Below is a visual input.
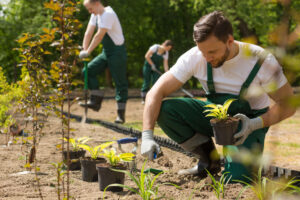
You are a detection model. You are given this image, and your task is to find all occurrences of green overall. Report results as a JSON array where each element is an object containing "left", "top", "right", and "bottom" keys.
[
  {"left": 83, "top": 34, "right": 128, "bottom": 103},
  {"left": 141, "top": 48, "right": 164, "bottom": 95},
  {"left": 157, "top": 58, "right": 269, "bottom": 182}
]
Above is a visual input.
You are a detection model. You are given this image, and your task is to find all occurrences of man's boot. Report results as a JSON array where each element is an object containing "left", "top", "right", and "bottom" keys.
[
  {"left": 141, "top": 92, "right": 146, "bottom": 105},
  {"left": 178, "top": 134, "right": 221, "bottom": 177},
  {"left": 79, "top": 90, "right": 104, "bottom": 111},
  {"left": 114, "top": 102, "right": 126, "bottom": 124}
]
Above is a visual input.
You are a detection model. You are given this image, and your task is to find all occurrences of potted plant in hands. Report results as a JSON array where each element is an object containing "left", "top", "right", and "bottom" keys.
[
  {"left": 204, "top": 99, "right": 239, "bottom": 145},
  {"left": 62, "top": 137, "right": 90, "bottom": 170},
  {"left": 78, "top": 141, "right": 114, "bottom": 182},
  {"left": 97, "top": 148, "right": 135, "bottom": 192}
]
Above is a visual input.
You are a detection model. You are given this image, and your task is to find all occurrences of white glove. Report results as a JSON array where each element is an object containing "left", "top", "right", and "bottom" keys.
[
  {"left": 233, "top": 114, "right": 264, "bottom": 146},
  {"left": 151, "top": 64, "right": 156, "bottom": 71},
  {"left": 79, "top": 50, "right": 89, "bottom": 59},
  {"left": 141, "top": 130, "right": 160, "bottom": 160}
]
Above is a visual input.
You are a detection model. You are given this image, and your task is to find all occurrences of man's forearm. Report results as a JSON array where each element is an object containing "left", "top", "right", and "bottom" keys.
[
  {"left": 142, "top": 72, "right": 184, "bottom": 131},
  {"left": 142, "top": 90, "right": 164, "bottom": 131},
  {"left": 83, "top": 33, "right": 93, "bottom": 50},
  {"left": 87, "top": 32, "right": 104, "bottom": 54},
  {"left": 146, "top": 57, "right": 154, "bottom": 66},
  {"left": 261, "top": 100, "right": 296, "bottom": 127}
]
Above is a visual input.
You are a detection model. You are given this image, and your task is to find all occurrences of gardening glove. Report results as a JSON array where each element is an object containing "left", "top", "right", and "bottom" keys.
[
  {"left": 79, "top": 50, "right": 89, "bottom": 59},
  {"left": 151, "top": 64, "right": 156, "bottom": 71},
  {"left": 141, "top": 130, "right": 160, "bottom": 160},
  {"left": 233, "top": 114, "right": 264, "bottom": 146}
]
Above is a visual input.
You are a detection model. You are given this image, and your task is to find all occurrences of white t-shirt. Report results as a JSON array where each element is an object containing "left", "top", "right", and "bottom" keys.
[
  {"left": 149, "top": 44, "right": 169, "bottom": 60},
  {"left": 89, "top": 6, "right": 124, "bottom": 45},
  {"left": 170, "top": 41, "right": 287, "bottom": 110}
]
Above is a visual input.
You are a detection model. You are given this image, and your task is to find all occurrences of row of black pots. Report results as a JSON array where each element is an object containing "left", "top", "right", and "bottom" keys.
[{"left": 63, "top": 150, "right": 125, "bottom": 192}]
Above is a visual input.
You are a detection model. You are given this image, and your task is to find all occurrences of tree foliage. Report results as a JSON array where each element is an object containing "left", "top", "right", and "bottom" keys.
[{"left": 0, "top": 0, "right": 299, "bottom": 87}]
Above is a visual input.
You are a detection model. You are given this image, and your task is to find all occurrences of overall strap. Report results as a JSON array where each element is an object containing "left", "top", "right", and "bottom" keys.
[
  {"left": 206, "top": 63, "right": 216, "bottom": 94},
  {"left": 239, "top": 52, "right": 267, "bottom": 96}
]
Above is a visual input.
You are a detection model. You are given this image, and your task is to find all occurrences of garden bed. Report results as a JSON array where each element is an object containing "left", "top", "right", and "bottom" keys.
[{"left": 0, "top": 98, "right": 300, "bottom": 199}]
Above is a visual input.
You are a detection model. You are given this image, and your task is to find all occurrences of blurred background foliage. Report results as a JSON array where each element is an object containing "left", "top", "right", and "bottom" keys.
[{"left": 0, "top": 0, "right": 299, "bottom": 88}]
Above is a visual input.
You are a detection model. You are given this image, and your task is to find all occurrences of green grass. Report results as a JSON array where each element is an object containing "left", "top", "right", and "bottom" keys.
[
  {"left": 234, "top": 166, "right": 300, "bottom": 200},
  {"left": 269, "top": 141, "right": 300, "bottom": 149},
  {"left": 280, "top": 118, "right": 300, "bottom": 125},
  {"left": 123, "top": 121, "right": 143, "bottom": 130},
  {"left": 103, "top": 161, "right": 181, "bottom": 200},
  {"left": 124, "top": 121, "right": 166, "bottom": 137}
]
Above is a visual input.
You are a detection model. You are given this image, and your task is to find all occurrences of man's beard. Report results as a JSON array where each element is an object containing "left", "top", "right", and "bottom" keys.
[{"left": 210, "top": 47, "right": 230, "bottom": 68}]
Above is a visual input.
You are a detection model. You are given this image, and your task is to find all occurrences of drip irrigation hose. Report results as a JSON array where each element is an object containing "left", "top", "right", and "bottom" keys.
[{"left": 64, "top": 111, "right": 300, "bottom": 184}]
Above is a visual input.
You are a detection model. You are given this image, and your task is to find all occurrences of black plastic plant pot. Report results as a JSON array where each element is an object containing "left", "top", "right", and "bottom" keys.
[
  {"left": 80, "top": 157, "right": 106, "bottom": 182},
  {"left": 63, "top": 150, "right": 86, "bottom": 170},
  {"left": 210, "top": 117, "right": 239, "bottom": 145},
  {"left": 96, "top": 163, "right": 126, "bottom": 192}
]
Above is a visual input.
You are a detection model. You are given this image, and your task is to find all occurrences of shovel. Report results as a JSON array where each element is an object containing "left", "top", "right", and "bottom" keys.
[{"left": 81, "top": 60, "right": 88, "bottom": 124}]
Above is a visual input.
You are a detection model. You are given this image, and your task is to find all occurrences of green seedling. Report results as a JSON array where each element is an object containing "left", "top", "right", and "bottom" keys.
[
  {"left": 234, "top": 166, "right": 300, "bottom": 200},
  {"left": 79, "top": 141, "right": 115, "bottom": 160},
  {"left": 205, "top": 170, "right": 231, "bottom": 199},
  {"left": 103, "top": 161, "right": 181, "bottom": 200},
  {"left": 203, "top": 99, "right": 236, "bottom": 120},
  {"left": 62, "top": 137, "right": 91, "bottom": 152},
  {"left": 51, "top": 162, "right": 66, "bottom": 200},
  {"left": 100, "top": 148, "right": 135, "bottom": 167}
]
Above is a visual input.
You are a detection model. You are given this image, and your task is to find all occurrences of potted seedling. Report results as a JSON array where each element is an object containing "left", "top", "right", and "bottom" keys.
[
  {"left": 62, "top": 137, "right": 90, "bottom": 170},
  {"left": 97, "top": 148, "right": 135, "bottom": 192},
  {"left": 204, "top": 99, "right": 239, "bottom": 145},
  {"left": 78, "top": 141, "right": 114, "bottom": 182}
]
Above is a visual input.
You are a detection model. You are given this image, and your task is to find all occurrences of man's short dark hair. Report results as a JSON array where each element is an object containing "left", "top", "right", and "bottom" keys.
[{"left": 193, "top": 11, "right": 233, "bottom": 43}]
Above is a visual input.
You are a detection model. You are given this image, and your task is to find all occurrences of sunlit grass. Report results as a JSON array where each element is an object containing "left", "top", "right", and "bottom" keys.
[
  {"left": 124, "top": 121, "right": 166, "bottom": 137},
  {"left": 280, "top": 118, "right": 300, "bottom": 124},
  {"left": 124, "top": 121, "right": 143, "bottom": 130},
  {"left": 269, "top": 141, "right": 300, "bottom": 149}
]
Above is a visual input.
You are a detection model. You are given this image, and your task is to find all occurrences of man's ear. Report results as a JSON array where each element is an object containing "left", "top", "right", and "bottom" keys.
[{"left": 227, "top": 35, "right": 234, "bottom": 47}]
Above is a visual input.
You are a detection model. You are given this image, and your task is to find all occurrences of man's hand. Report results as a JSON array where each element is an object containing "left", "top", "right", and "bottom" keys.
[
  {"left": 151, "top": 64, "right": 156, "bottom": 71},
  {"left": 79, "top": 50, "right": 90, "bottom": 59},
  {"left": 233, "top": 114, "right": 264, "bottom": 146},
  {"left": 141, "top": 130, "right": 160, "bottom": 160}
]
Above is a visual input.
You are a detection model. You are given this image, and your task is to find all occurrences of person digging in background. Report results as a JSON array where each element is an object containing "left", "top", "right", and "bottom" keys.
[
  {"left": 79, "top": 0, "right": 128, "bottom": 124},
  {"left": 140, "top": 11, "right": 296, "bottom": 182},
  {"left": 141, "top": 40, "right": 173, "bottom": 104}
]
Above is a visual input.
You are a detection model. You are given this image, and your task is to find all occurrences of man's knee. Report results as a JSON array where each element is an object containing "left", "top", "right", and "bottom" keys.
[{"left": 157, "top": 99, "right": 178, "bottom": 122}]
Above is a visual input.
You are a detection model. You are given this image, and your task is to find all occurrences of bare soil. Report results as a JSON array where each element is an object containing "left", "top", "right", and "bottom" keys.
[{"left": 0, "top": 95, "right": 300, "bottom": 200}]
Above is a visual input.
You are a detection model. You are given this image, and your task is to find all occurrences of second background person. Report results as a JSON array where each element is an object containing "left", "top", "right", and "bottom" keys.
[{"left": 141, "top": 40, "right": 173, "bottom": 104}]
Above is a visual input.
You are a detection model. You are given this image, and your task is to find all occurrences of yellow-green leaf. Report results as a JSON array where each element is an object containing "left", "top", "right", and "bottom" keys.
[
  {"left": 223, "top": 99, "right": 236, "bottom": 113},
  {"left": 204, "top": 104, "right": 218, "bottom": 109},
  {"left": 205, "top": 113, "right": 218, "bottom": 118},
  {"left": 119, "top": 153, "right": 135, "bottom": 162},
  {"left": 42, "top": 28, "right": 50, "bottom": 34},
  {"left": 17, "top": 34, "right": 28, "bottom": 44},
  {"left": 24, "top": 163, "right": 31, "bottom": 168},
  {"left": 78, "top": 144, "right": 91, "bottom": 152}
]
